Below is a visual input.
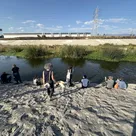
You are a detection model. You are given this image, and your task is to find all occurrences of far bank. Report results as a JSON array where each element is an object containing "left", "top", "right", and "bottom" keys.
[{"left": 0, "top": 44, "right": 136, "bottom": 62}]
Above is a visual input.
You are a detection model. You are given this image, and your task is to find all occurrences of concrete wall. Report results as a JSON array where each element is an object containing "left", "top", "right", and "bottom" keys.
[{"left": 0, "top": 39, "right": 136, "bottom": 46}]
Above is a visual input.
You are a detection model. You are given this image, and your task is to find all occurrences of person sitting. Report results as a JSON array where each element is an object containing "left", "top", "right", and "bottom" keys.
[
  {"left": 105, "top": 76, "right": 114, "bottom": 89},
  {"left": 0, "top": 72, "right": 12, "bottom": 84},
  {"left": 81, "top": 75, "right": 89, "bottom": 88},
  {"left": 117, "top": 77, "right": 127, "bottom": 90},
  {"left": 33, "top": 75, "right": 41, "bottom": 86}
]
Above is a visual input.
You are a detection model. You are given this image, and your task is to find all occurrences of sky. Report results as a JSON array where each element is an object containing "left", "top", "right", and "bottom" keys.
[{"left": 0, "top": 0, "right": 136, "bottom": 34}]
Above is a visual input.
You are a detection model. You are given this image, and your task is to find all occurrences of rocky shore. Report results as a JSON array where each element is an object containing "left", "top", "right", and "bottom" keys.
[{"left": 0, "top": 82, "right": 136, "bottom": 136}]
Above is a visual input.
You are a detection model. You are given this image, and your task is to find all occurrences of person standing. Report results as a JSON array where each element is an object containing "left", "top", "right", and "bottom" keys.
[
  {"left": 66, "top": 66, "right": 73, "bottom": 87},
  {"left": 43, "top": 63, "right": 56, "bottom": 99},
  {"left": 12, "top": 64, "right": 22, "bottom": 84}
]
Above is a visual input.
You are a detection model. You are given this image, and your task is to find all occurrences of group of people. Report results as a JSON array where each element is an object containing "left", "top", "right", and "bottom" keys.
[
  {"left": 105, "top": 76, "right": 127, "bottom": 89},
  {"left": 0, "top": 64, "right": 22, "bottom": 84},
  {"left": 32, "top": 64, "right": 90, "bottom": 99},
  {"left": 1, "top": 63, "right": 127, "bottom": 100}
]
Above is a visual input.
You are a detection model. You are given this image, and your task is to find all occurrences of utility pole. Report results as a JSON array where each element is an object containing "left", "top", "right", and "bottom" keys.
[{"left": 93, "top": 7, "right": 99, "bottom": 36}]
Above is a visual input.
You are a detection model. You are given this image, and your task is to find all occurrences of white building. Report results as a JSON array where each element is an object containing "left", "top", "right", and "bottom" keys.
[{"left": 3, "top": 32, "right": 92, "bottom": 38}]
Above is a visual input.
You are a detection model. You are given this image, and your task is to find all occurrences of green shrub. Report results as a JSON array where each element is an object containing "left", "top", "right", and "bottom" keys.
[
  {"left": 7, "top": 46, "right": 24, "bottom": 53},
  {"left": 102, "top": 47, "right": 125, "bottom": 60},
  {"left": 60, "top": 45, "right": 88, "bottom": 58},
  {"left": 0, "top": 45, "right": 7, "bottom": 53},
  {"left": 24, "top": 45, "right": 49, "bottom": 58}
]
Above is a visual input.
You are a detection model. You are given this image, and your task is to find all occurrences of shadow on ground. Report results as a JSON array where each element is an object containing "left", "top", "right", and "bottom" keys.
[{"left": 132, "top": 112, "right": 136, "bottom": 136}]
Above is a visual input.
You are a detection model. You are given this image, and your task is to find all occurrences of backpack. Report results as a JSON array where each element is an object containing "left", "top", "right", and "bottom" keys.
[{"left": 114, "top": 83, "right": 119, "bottom": 89}]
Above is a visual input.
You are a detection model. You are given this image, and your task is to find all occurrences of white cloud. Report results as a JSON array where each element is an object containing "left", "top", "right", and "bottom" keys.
[
  {"left": 99, "top": 25, "right": 118, "bottom": 30},
  {"left": 8, "top": 27, "right": 14, "bottom": 31},
  {"left": 20, "top": 29, "right": 24, "bottom": 32},
  {"left": 76, "top": 20, "right": 82, "bottom": 24},
  {"left": 22, "top": 20, "right": 36, "bottom": 24},
  {"left": 111, "top": 28, "right": 136, "bottom": 34},
  {"left": 84, "top": 20, "right": 93, "bottom": 25},
  {"left": 7, "top": 17, "right": 12, "bottom": 19},
  {"left": 68, "top": 25, "right": 71, "bottom": 28},
  {"left": 35, "top": 24, "right": 63, "bottom": 32},
  {"left": 17, "top": 27, "right": 23, "bottom": 30},
  {"left": 45, "top": 26, "right": 62, "bottom": 31},
  {"left": 84, "top": 18, "right": 129, "bottom": 26},
  {"left": 56, "top": 26, "right": 63, "bottom": 29},
  {"left": 36, "top": 23, "right": 45, "bottom": 29},
  {"left": 84, "top": 19, "right": 104, "bottom": 25},
  {"left": 8, "top": 27, "right": 25, "bottom": 32},
  {"left": 16, "top": 27, "right": 24, "bottom": 32},
  {"left": 69, "top": 27, "right": 92, "bottom": 32},
  {"left": 105, "top": 18, "right": 128, "bottom": 23}
]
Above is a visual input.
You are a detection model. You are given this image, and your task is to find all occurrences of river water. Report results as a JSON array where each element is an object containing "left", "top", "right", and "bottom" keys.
[{"left": 0, "top": 56, "right": 136, "bottom": 84}]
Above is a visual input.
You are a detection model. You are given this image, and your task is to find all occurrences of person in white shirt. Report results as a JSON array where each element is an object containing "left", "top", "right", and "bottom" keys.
[
  {"left": 66, "top": 66, "right": 73, "bottom": 87},
  {"left": 33, "top": 75, "right": 41, "bottom": 86},
  {"left": 81, "top": 75, "right": 89, "bottom": 88}
]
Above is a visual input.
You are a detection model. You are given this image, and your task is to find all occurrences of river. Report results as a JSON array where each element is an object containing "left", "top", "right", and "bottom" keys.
[{"left": 0, "top": 56, "right": 136, "bottom": 84}]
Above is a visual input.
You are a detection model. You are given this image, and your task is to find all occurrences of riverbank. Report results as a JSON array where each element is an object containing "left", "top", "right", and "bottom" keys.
[
  {"left": 0, "top": 81, "right": 136, "bottom": 135},
  {"left": 0, "top": 44, "right": 136, "bottom": 62}
]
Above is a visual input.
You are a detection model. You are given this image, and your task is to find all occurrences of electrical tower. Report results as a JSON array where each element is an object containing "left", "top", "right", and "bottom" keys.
[
  {"left": 93, "top": 7, "right": 99, "bottom": 36},
  {"left": 130, "top": 29, "right": 134, "bottom": 37}
]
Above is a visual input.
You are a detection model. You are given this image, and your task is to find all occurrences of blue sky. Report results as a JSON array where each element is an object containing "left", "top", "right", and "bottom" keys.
[{"left": 0, "top": 0, "right": 136, "bottom": 34}]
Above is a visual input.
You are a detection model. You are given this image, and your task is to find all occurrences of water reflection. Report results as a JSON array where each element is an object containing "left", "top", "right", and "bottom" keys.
[
  {"left": 61, "top": 58, "right": 86, "bottom": 67},
  {"left": 26, "top": 58, "right": 47, "bottom": 68},
  {"left": 99, "top": 61, "right": 120, "bottom": 71},
  {"left": 0, "top": 56, "right": 136, "bottom": 83}
]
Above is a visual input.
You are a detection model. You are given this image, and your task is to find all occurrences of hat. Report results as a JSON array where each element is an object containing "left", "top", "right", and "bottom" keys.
[
  {"left": 83, "top": 75, "right": 87, "bottom": 78},
  {"left": 44, "top": 63, "right": 53, "bottom": 70}
]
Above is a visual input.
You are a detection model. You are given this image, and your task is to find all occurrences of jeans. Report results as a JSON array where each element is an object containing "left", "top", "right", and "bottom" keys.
[
  {"left": 47, "top": 81, "right": 54, "bottom": 98},
  {"left": 13, "top": 73, "right": 22, "bottom": 83}
]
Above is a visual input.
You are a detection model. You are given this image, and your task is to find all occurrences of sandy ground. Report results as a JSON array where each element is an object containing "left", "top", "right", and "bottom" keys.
[
  {"left": 0, "top": 82, "right": 136, "bottom": 136},
  {"left": 0, "top": 39, "right": 136, "bottom": 46}
]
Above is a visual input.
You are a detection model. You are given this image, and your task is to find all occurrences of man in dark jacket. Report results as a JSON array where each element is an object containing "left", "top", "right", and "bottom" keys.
[{"left": 12, "top": 64, "right": 22, "bottom": 84}]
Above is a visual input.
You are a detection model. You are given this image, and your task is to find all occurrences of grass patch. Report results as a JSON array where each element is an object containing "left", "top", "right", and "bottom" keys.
[
  {"left": 6, "top": 46, "right": 24, "bottom": 53},
  {"left": 60, "top": 45, "right": 90, "bottom": 58},
  {"left": 86, "top": 44, "right": 136, "bottom": 62},
  {"left": 0, "top": 45, "right": 8, "bottom": 53},
  {"left": 102, "top": 47, "right": 125, "bottom": 60}
]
